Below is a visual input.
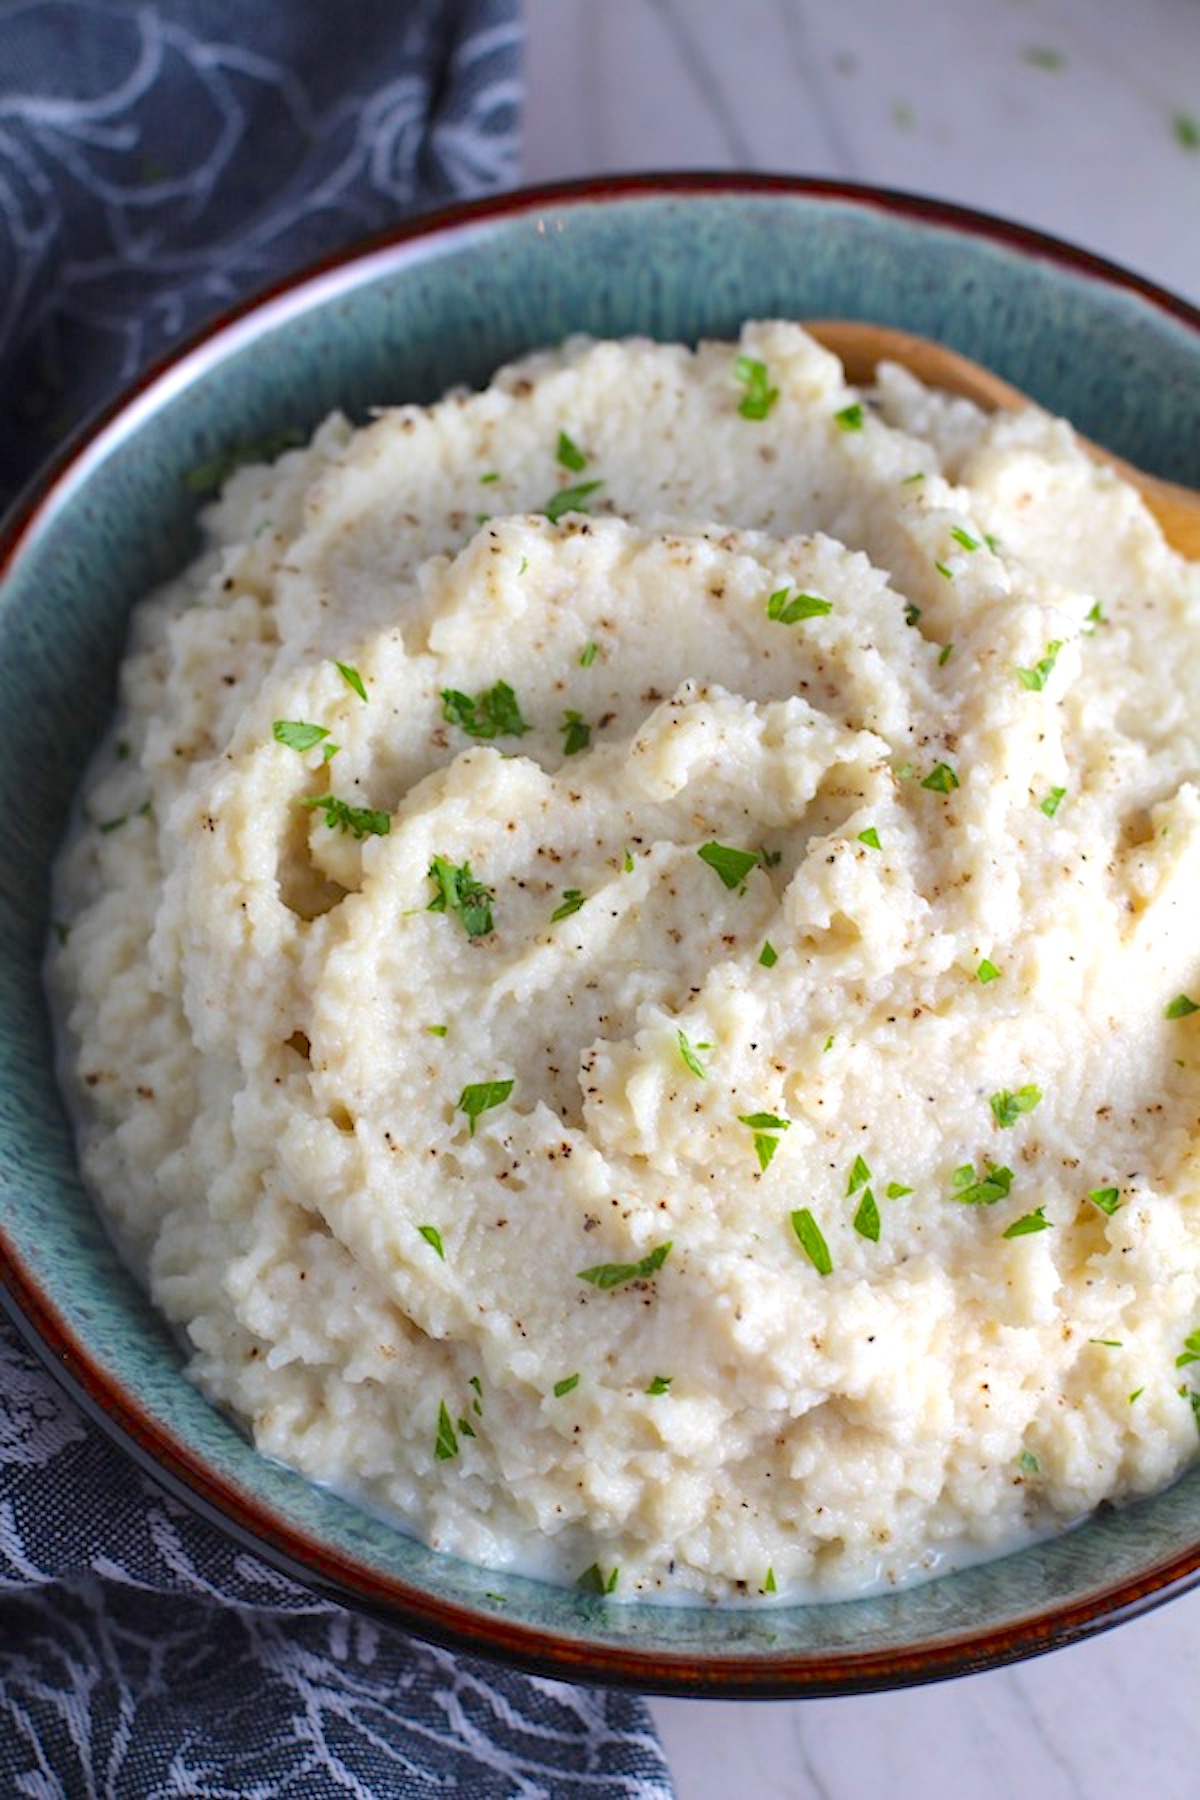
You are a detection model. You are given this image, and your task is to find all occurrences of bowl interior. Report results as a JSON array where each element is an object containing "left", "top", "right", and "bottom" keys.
[{"left": 2, "top": 180, "right": 1198, "bottom": 1694}]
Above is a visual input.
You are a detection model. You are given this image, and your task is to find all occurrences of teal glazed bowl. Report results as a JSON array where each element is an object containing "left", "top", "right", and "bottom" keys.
[{"left": 2, "top": 176, "right": 1199, "bottom": 1697}]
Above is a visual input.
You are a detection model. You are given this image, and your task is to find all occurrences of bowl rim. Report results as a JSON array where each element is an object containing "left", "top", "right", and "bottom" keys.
[{"left": 3, "top": 170, "right": 1199, "bottom": 1699}]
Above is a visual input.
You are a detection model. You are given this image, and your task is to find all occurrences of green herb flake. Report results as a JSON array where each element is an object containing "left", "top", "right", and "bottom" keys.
[
  {"left": 989, "top": 1084, "right": 1043, "bottom": 1129},
  {"left": 434, "top": 1401, "right": 459, "bottom": 1461},
  {"left": 698, "top": 841, "right": 760, "bottom": 891},
  {"left": 950, "top": 526, "right": 981, "bottom": 551},
  {"left": 556, "top": 430, "right": 588, "bottom": 472},
  {"left": 901, "top": 471, "right": 926, "bottom": 486},
  {"left": 885, "top": 1181, "right": 913, "bottom": 1199},
  {"left": 426, "top": 856, "right": 495, "bottom": 938},
  {"left": 934, "top": 561, "right": 953, "bottom": 581},
  {"left": 677, "top": 1031, "right": 708, "bottom": 1079},
  {"left": 579, "top": 641, "right": 599, "bottom": 667},
  {"left": 857, "top": 826, "right": 882, "bottom": 850},
  {"left": 1090, "top": 1338, "right": 1123, "bottom": 1348},
  {"left": 758, "top": 940, "right": 779, "bottom": 969},
  {"left": 733, "top": 355, "right": 779, "bottom": 421},
  {"left": 1084, "top": 601, "right": 1107, "bottom": 630},
  {"left": 1165, "top": 994, "right": 1199, "bottom": 1019},
  {"left": 300, "top": 794, "right": 390, "bottom": 839},
  {"left": 1088, "top": 1186, "right": 1122, "bottom": 1216},
  {"left": 1181, "top": 1386, "right": 1200, "bottom": 1436},
  {"left": 273, "top": 719, "right": 332, "bottom": 754},
  {"left": 645, "top": 1375, "right": 673, "bottom": 1396},
  {"left": 823, "top": 1035, "right": 835, "bottom": 1053},
  {"left": 1003, "top": 1206, "right": 1053, "bottom": 1238},
  {"left": 479, "top": 470, "right": 500, "bottom": 485},
  {"left": 1018, "top": 1449, "right": 1040, "bottom": 1475},
  {"left": 763, "top": 1567, "right": 777, "bottom": 1594},
  {"left": 182, "top": 425, "right": 306, "bottom": 496},
  {"left": 1129, "top": 1387, "right": 1145, "bottom": 1405},
  {"left": 976, "top": 958, "right": 1001, "bottom": 984},
  {"left": 937, "top": 644, "right": 954, "bottom": 667},
  {"left": 335, "top": 661, "right": 368, "bottom": 702},
  {"left": 921, "top": 762, "right": 960, "bottom": 794},
  {"left": 738, "top": 1112, "right": 791, "bottom": 1174},
  {"left": 853, "top": 1187, "right": 881, "bottom": 1242},
  {"left": 623, "top": 849, "right": 635, "bottom": 873},
  {"left": 554, "top": 1373, "right": 580, "bottom": 1397},
  {"left": 577, "top": 1242, "right": 672, "bottom": 1290},
  {"left": 1175, "top": 111, "right": 1199, "bottom": 151},
  {"left": 846, "top": 1154, "right": 871, "bottom": 1196},
  {"left": 1016, "top": 640, "right": 1064, "bottom": 692},
  {"left": 561, "top": 709, "right": 591, "bottom": 755},
  {"left": 551, "top": 889, "right": 587, "bottom": 923},
  {"left": 417, "top": 1224, "right": 445, "bottom": 1259},
  {"left": 1039, "top": 786, "right": 1067, "bottom": 818},
  {"left": 983, "top": 532, "right": 1002, "bottom": 554},
  {"left": 1176, "top": 1330, "right": 1200, "bottom": 1369},
  {"left": 426, "top": 1023, "right": 448, "bottom": 1037},
  {"left": 766, "top": 586, "right": 833, "bottom": 624},
  {"left": 1023, "top": 44, "right": 1065, "bottom": 71},
  {"left": 576, "top": 1563, "right": 620, "bottom": 1595},
  {"left": 790, "top": 1207, "right": 833, "bottom": 1275},
  {"left": 97, "top": 815, "right": 127, "bottom": 834},
  {"left": 441, "top": 680, "right": 529, "bottom": 740},
  {"left": 457, "top": 1078, "right": 515, "bottom": 1136},
  {"left": 951, "top": 1162, "right": 1015, "bottom": 1206},
  {"left": 458, "top": 1415, "right": 476, "bottom": 1439},
  {"left": 834, "top": 401, "right": 865, "bottom": 433},
  {"left": 904, "top": 603, "right": 922, "bottom": 627},
  {"left": 543, "top": 479, "right": 604, "bottom": 525}
]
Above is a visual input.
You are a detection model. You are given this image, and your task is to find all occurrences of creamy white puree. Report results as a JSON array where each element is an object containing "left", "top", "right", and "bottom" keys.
[{"left": 51, "top": 323, "right": 1200, "bottom": 1601}]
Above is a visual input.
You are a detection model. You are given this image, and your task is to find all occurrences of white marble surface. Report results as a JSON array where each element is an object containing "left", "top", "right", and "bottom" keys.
[{"left": 520, "top": 2, "right": 1200, "bottom": 1795}]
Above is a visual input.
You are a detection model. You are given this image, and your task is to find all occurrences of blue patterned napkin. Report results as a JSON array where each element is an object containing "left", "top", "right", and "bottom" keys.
[{"left": 0, "top": 6, "right": 675, "bottom": 1791}]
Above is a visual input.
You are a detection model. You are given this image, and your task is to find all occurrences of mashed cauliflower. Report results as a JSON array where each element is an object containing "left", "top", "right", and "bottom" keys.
[{"left": 51, "top": 323, "right": 1200, "bottom": 1600}]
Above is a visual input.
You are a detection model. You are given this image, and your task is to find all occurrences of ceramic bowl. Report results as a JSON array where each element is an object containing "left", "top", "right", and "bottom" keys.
[{"left": 2, "top": 175, "right": 1198, "bottom": 1697}]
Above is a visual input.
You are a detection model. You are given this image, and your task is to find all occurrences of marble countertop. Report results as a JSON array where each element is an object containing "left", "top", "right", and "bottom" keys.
[{"left": 520, "top": 2, "right": 1200, "bottom": 1795}]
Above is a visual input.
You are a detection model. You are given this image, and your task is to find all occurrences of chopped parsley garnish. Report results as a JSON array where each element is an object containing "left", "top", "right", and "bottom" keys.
[
  {"left": 97, "top": 815, "right": 127, "bottom": 834},
  {"left": 579, "top": 641, "right": 599, "bottom": 667},
  {"left": 1176, "top": 1330, "right": 1200, "bottom": 1369},
  {"left": 1039, "top": 786, "right": 1067, "bottom": 817},
  {"left": 733, "top": 355, "right": 779, "bottom": 420},
  {"left": 853, "top": 1188, "right": 881, "bottom": 1242},
  {"left": 976, "top": 959, "right": 1001, "bottom": 984},
  {"left": 1183, "top": 1387, "right": 1200, "bottom": 1435},
  {"left": 1129, "top": 1388, "right": 1145, "bottom": 1405},
  {"left": 556, "top": 430, "right": 588, "bottom": 472},
  {"left": 645, "top": 1375, "right": 673, "bottom": 1395},
  {"left": 901, "top": 471, "right": 925, "bottom": 485},
  {"left": 934, "top": 561, "right": 953, "bottom": 581},
  {"left": 335, "top": 661, "right": 368, "bottom": 702},
  {"left": 1003, "top": 1206, "right": 1053, "bottom": 1238},
  {"left": 983, "top": 532, "right": 1002, "bottom": 554},
  {"left": 544, "top": 479, "right": 604, "bottom": 525},
  {"left": 677, "top": 1031, "right": 708, "bottom": 1079},
  {"left": 551, "top": 889, "right": 587, "bottom": 923},
  {"left": 457, "top": 1078, "right": 514, "bottom": 1136},
  {"left": 577, "top": 1563, "right": 620, "bottom": 1595},
  {"left": 921, "top": 762, "right": 959, "bottom": 793},
  {"left": 434, "top": 1401, "right": 459, "bottom": 1461},
  {"left": 937, "top": 644, "right": 954, "bottom": 666},
  {"left": 554, "top": 1373, "right": 580, "bottom": 1397},
  {"left": 274, "top": 719, "right": 334, "bottom": 754},
  {"left": 622, "top": 849, "right": 635, "bottom": 873},
  {"left": 561, "top": 709, "right": 591, "bottom": 755},
  {"left": 885, "top": 1181, "right": 913, "bottom": 1199},
  {"left": 1089, "top": 1338, "right": 1123, "bottom": 1348},
  {"left": 951, "top": 1162, "right": 1015, "bottom": 1205},
  {"left": 790, "top": 1207, "right": 833, "bottom": 1274},
  {"left": 1023, "top": 44, "right": 1064, "bottom": 71},
  {"left": 577, "top": 1242, "right": 672, "bottom": 1289},
  {"left": 182, "top": 425, "right": 306, "bottom": 495},
  {"left": 758, "top": 940, "right": 779, "bottom": 968},
  {"left": 426, "top": 1023, "right": 448, "bottom": 1037},
  {"left": 739, "top": 1113, "right": 790, "bottom": 1173},
  {"left": 417, "top": 1224, "right": 445, "bottom": 1259},
  {"left": 904, "top": 602, "right": 922, "bottom": 626},
  {"left": 989, "top": 1084, "right": 1042, "bottom": 1128},
  {"left": 834, "top": 402, "right": 864, "bottom": 432},
  {"left": 1018, "top": 1449, "right": 1040, "bottom": 1475},
  {"left": 1088, "top": 1187, "right": 1122, "bottom": 1216},
  {"left": 479, "top": 470, "right": 500, "bottom": 484},
  {"left": 427, "top": 856, "right": 495, "bottom": 937},
  {"left": 300, "top": 794, "right": 390, "bottom": 838},
  {"left": 763, "top": 1567, "right": 777, "bottom": 1594},
  {"left": 823, "top": 1035, "right": 835, "bottom": 1053},
  {"left": 857, "top": 827, "right": 882, "bottom": 851},
  {"left": 1016, "top": 640, "right": 1064, "bottom": 692},
  {"left": 441, "top": 680, "right": 529, "bottom": 740},
  {"left": 1084, "top": 600, "right": 1107, "bottom": 630},
  {"left": 846, "top": 1154, "right": 871, "bottom": 1195},
  {"left": 950, "top": 527, "right": 981, "bottom": 551},
  {"left": 1175, "top": 111, "right": 1199, "bottom": 151},
  {"left": 766, "top": 586, "right": 832, "bottom": 624},
  {"left": 1165, "top": 994, "right": 1199, "bottom": 1018},
  {"left": 698, "top": 841, "right": 760, "bottom": 891}
]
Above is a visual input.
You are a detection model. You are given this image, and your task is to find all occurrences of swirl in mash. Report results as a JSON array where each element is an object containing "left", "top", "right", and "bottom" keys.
[{"left": 52, "top": 323, "right": 1200, "bottom": 1600}]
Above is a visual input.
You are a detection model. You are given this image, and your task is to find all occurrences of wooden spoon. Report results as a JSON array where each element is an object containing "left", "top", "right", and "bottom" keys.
[{"left": 806, "top": 320, "right": 1200, "bottom": 561}]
